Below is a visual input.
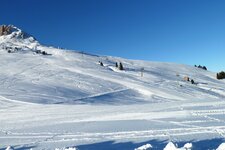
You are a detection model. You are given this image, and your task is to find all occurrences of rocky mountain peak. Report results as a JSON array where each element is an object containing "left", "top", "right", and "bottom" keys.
[{"left": 0, "top": 25, "right": 36, "bottom": 41}]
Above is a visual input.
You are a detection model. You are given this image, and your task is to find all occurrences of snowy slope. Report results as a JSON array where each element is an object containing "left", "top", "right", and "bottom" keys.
[{"left": 1, "top": 26, "right": 225, "bottom": 150}]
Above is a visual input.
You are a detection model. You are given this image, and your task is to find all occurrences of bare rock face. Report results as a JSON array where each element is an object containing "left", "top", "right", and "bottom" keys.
[{"left": 0, "top": 25, "right": 12, "bottom": 36}]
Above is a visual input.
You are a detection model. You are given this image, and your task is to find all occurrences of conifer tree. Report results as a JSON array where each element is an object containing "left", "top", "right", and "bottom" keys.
[
  {"left": 202, "top": 66, "right": 207, "bottom": 70},
  {"left": 118, "top": 62, "right": 124, "bottom": 70},
  {"left": 217, "top": 71, "right": 225, "bottom": 80},
  {"left": 115, "top": 62, "right": 118, "bottom": 68}
]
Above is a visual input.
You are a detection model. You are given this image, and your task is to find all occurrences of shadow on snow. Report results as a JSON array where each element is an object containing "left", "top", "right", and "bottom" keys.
[{"left": 76, "top": 138, "right": 225, "bottom": 150}]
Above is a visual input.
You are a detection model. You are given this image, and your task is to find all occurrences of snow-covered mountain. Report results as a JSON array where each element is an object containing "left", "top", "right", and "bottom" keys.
[
  {"left": 1, "top": 25, "right": 225, "bottom": 150},
  {"left": 0, "top": 25, "right": 38, "bottom": 51}
]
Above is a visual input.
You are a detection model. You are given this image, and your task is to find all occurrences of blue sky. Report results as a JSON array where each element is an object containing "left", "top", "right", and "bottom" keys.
[{"left": 0, "top": 0, "right": 225, "bottom": 71}]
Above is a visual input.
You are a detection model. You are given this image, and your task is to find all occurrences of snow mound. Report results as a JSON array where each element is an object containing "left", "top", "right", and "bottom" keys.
[
  {"left": 217, "top": 143, "right": 225, "bottom": 150},
  {"left": 164, "top": 142, "right": 178, "bottom": 150},
  {"left": 163, "top": 142, "right": 192, "bottom": 150},
  {"left": 183, "top": 143, "right": 192, "bottom": 149},
  {"left": 135, "top": 143, "right": 152, "bottom": 150}
]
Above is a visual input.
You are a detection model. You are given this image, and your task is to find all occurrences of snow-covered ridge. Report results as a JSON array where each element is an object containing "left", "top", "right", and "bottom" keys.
[
  {"left": 0, "top": 25, "right": 39, "bottom": 53},
  {"left": 0, "top": 25, "right": 36, "bottom": 41}
]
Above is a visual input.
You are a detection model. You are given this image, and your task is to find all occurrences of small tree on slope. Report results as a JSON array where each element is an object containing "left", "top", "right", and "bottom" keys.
[
  {"left": 118, "top": 62, "right": 124, "bottom": 70},
  {"left": 217, "top": 71, "right": 225, "bottom": 80},
  {"left": 115, "top": 62, "right": 118, "bottom": 68}
]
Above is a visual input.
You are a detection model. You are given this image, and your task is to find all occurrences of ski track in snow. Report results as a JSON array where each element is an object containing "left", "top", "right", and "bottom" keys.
[{"left": 1, "top": 100, "right": 225, "bottom": 149}]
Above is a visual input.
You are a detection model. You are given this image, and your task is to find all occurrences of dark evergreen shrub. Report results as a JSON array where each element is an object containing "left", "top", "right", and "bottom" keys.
[
  {"left": 36, "top": 50, "right": 41, "bottom": 54},
  {"left": 195, "top": 65, "right": 207, "bottom": 70},
  {"left": 198, "top": 65, "right": 202, "bottom": 69},
  {"left": 217, "top": 71, "right": 225, "bottom": 80},
  {"left": 42, "top": 51, "right": 47, "bottom": 55},
  {"left": 191, "top": 79, "right": 195, "bottom": 84}
]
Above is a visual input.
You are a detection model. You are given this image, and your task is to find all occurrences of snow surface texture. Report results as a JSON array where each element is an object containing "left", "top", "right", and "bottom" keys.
[{"left": 1, "top": 26, "right": 225, "bottom": 149}]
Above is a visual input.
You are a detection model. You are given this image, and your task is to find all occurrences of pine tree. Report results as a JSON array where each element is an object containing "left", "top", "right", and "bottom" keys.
[
  {"left": 99, "top": 61, "right": 103, "bottom": 66},
  {"left": 217, "top": 71, "right": 225, "bottom": 80},
  {"left": 118, "top": 62, "right": 124, "bottom": 70},
  {"left": 198, "top": 65, "right": 202, "bottom": 69},
  {"left": 202, "top": 66, "right": 207, "bottom": 70},
  {"left": 115, "top": 62, "right": 118, "bottom": 68}
]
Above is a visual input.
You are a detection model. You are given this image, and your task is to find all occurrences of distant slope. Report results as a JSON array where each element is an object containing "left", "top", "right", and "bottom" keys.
[{"left": 0, "top": 25, "right": 225, "bottom": 105}]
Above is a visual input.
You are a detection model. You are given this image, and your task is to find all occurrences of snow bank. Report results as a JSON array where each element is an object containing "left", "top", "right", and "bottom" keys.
[
  {"left": 217, "top": 143, "right": 225, "bottom": 150},
  {"left": 135, "top": 143, "right": 152, "bottom": 150}
]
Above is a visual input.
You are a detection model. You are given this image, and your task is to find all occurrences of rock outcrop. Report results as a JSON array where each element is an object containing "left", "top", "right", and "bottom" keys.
[{"left": 0, "top": 25, "right": 12, "bottom": 36}]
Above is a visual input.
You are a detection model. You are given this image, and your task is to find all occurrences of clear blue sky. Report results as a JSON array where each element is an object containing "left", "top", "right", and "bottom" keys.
[{"left": 1, "top": 0, "right": 225, "bottom": 71}]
